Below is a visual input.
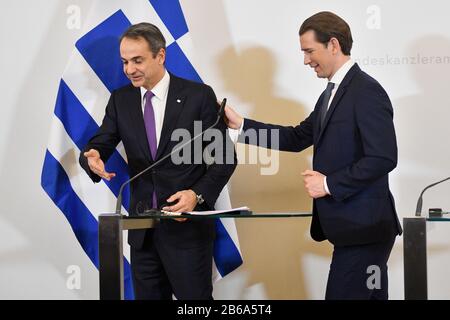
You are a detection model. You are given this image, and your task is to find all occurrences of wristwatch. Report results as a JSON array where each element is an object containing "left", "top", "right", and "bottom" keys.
[{"left": 195, "top": 193, "right": 205, "bottom": 205}]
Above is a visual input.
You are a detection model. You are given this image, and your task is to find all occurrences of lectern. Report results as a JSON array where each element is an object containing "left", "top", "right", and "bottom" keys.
[
  {"left": 98, "top": 212, "right": 312, "bottom": 300},
  {"left": 403, "top": 215, "right": 450, "bottom": 300}
]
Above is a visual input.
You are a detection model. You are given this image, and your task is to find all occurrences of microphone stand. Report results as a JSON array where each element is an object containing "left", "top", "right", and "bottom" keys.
[
  {"left": 415, "top": 176, "right": 450, "bottom": 216},
  {"left": 115, "top": 98, "right": 227, "bottom": 215}
]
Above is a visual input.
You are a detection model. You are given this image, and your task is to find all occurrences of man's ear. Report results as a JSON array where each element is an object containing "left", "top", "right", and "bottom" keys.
[
  {"left": 157, "top": 48, "right": 166, "bottom": 65},
  {"left": 329, "top": 37, "right": 342, "bottom": 55}
]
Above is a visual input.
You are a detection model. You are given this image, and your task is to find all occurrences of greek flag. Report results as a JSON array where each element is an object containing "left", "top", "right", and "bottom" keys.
[{"left": 41, "top": 0, "right": 242, "bottom": 299}]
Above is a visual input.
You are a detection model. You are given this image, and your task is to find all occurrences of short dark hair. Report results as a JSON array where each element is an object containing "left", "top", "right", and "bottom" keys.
[
  {"left": 120, "top": 23, "right": 166, "bottom": 57},
  {"left": 299, "top": 11, "right": 353, "bottom": 56}
]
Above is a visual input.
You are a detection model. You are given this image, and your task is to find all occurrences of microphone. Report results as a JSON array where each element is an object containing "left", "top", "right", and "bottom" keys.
[
  {"left": 415, "top": 176, "right": 450, "bottom": 216},
  {"left": 115, "top": 98, "right": 228, "bottom": 215}
]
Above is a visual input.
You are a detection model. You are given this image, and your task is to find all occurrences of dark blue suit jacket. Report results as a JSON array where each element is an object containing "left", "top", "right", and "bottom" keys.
[
  {"left": 243, "top": 64, "right": 402, "bottom": 246},
  {"left": 80, "top": 74, "right": 237, "bottom": 249}
]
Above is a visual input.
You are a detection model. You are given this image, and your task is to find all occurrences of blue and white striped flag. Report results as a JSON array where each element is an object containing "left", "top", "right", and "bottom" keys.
[{"left": 41, "top": 0, "right": 242, "bottom": 299}]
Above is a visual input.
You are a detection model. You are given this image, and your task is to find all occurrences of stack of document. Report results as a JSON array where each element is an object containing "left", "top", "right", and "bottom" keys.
[{"left": 162, "top": 206, "right": 250, "bottom": 216}]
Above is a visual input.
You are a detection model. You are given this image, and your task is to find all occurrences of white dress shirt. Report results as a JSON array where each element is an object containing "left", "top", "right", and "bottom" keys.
[
  {"left": 327, "top": 59, "right": 355, "bottom": 110},
  {"left": 140, "top": 70, "right": 170, "bottom": 147}
]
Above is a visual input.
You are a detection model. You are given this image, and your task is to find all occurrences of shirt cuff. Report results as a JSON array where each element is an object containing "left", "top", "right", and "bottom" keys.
[
  {"left": 324, "top": 176, "right": 331, "bottom": 195},
  {"left": 239, "top": 118, "right": 244, "bottom": 134},
  {"left": 227, "top": 119, "right": 245, "bottom": 144}
]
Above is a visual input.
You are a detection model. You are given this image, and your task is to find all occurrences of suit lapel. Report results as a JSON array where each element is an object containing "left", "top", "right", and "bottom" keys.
[
  {"left": 316, "top": 63, "right": 360, "bottom": 143},
  {"left": 127, "top": 86, "right": 153, "bottom": 161},
  {"left": 155, "top": 75, "right": 186, "bottom": 160},
  {"left": 313, "top": 93, "right": 325, "bottom": 143}
]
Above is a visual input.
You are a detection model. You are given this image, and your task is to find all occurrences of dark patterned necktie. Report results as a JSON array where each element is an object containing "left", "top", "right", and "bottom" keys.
[{"left": 320, "top": 82, "right": 335, "bottom": 128}]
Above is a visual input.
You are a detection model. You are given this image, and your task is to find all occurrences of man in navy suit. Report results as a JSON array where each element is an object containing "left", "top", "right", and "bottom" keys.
[
  {"left": 79, "top": 23, "right": 236, "bottom": 299},
  {"left": 224, "top": 12, "right": 402, "bottom": 299}
]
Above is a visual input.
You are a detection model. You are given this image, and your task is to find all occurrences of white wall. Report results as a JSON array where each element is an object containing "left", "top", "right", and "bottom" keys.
[
  {"left": 0, "top": 0, "right": 97, "bottom": 299},
  {"left": 1, "top": 0, "right": 450, "bottom": 299}
]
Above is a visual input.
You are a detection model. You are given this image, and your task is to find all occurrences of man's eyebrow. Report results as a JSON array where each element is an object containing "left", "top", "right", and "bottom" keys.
[{"left": 121, "top": 56, "right": 143, "bottom": 61}]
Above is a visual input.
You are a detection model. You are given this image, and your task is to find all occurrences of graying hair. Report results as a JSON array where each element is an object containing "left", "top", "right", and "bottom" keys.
[{"left": 120, "top": 23, "right": 166, "bottom": 57}]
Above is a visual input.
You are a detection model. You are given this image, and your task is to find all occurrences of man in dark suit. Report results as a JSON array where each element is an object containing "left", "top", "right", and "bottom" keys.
[
  {"left": 79, "top": 23, "right": 236, "bottom": 300},
  {"left": 224, "top": 12, "right": 402, "bottom": 299}
]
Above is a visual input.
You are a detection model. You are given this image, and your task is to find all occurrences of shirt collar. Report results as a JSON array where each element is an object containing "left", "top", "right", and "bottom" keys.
[
  {"left": 329, "top": 59, "right": 355, "bottom": 86},
  {"left": 140, "top": 70, "right": 170, "bottom": 101}
]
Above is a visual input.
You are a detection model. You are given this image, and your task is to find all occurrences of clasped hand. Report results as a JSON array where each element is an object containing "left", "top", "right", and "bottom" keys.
[{"left": 301, "top": 170, "right": 327, "bottom": 199}]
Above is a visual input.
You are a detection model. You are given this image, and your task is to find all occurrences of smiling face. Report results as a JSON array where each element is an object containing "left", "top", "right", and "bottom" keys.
[
  {"left": 300, "top": 30, "right": 340, "bottom": 80},
  {"left": 120, "top": 36, "right": 165, "bottom": 90}
]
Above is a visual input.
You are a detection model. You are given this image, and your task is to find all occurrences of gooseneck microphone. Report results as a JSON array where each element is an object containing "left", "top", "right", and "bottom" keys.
[
  {"left": 115, "top": 98, "right": 227, "bottom": 215},
  {"left": 415, "top": 176, "right": 450, "bottom": 216}
]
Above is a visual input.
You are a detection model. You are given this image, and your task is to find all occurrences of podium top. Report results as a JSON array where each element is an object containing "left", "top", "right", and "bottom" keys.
[
  {"left": 427, "top": 216, "right": 450, "bottom": 222},
  {"left": 123, "top": 210, "right": 312, "bottom": 219},
  {"left": 99, "top": 211, "right": 312, "bottom": 230}
]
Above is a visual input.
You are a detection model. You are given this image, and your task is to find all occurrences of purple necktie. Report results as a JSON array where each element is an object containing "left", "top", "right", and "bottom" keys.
[{"left": 144, "top": 91, "right": 158, "bottom": 208}]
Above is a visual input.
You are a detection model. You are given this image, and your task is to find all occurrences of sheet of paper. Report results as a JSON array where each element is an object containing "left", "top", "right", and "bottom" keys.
[
  {"left": 184, "top": 206, "right": 250, "bottom": 215},
  {"left": 161, "top": 206, "right": 250, "bottom": 216}
]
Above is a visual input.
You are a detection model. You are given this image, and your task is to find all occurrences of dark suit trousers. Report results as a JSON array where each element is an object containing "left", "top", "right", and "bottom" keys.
[
  {"left": 325, "top": 236, "right": 396, "bottom": 300},
  {"left": 131, "top": 229, "right": 214, "bottom": 300}
]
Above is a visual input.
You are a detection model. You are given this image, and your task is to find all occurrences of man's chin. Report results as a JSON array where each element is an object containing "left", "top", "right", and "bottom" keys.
[
  {"left": 313, "top": 68, "right": 323, "bottom": 78},
  {"left": 130, "top": 80, "right": 143, "bottom": 87}
]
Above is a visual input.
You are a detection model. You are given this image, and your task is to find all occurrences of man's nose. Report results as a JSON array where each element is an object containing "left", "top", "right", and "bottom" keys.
[
  {"left": 304, "top": 55, "right": 311, "bottom": 65},
  {"left": 126, "top": 64, "right": 136, "bottom": 75}
]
